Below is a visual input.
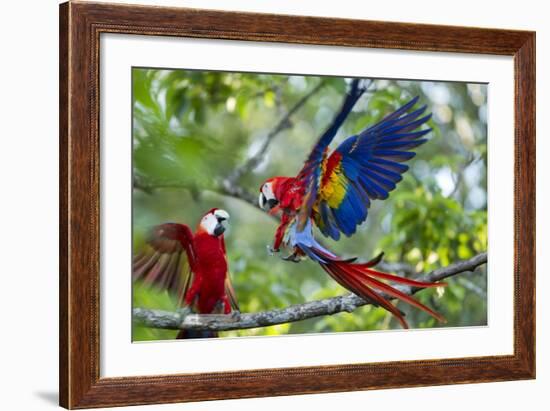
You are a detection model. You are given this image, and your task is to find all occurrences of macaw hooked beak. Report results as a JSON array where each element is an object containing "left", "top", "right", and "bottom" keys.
[
  {"left": 267, "top": 198, "right": 279, "bottom": 210},
  {"left": 213, "top": 210, "right": 229, "bottom": 237},
  {"left": 214, "top": 222, "right": 225, "bottom": 237},
  {"left": 213, "top": 223, "right": 225, "bottom": 237},
  {"left": 259, "top": 192, "right": 279, "bottom": 211}
]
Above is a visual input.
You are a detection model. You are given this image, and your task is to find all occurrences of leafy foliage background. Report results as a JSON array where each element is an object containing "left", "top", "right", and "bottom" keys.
[{"left": 132, "top": 68, "right": 487, "bottom": 341}]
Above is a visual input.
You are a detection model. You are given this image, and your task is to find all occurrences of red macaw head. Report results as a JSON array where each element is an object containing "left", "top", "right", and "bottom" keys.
[
  {"left": 258, "top": 177, "right": 292, "bottom": 211},
  {"left": 197, "top": 208, "right": 230, "bottom": 237}
]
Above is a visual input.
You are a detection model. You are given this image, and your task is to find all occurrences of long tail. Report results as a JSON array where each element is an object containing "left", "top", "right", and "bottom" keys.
[{"left": 306, "top": 248, "right": 446, "bottom": 329}]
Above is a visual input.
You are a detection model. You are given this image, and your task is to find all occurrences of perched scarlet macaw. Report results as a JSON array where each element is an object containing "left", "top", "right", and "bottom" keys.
[
  {"left": 258, "top": 81, "right": 445, "bottom": 328},
  {"left": 133, "top": 208, "right": 239, "bottom": 338}
]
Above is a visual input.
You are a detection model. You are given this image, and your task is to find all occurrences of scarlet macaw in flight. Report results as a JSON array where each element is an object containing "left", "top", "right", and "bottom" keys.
[
  {"left": 258, "top": 80, "right": 445, "bottom": 328},
  {"left": 133, "top": 208, "right": 239, "bottom": 338}
]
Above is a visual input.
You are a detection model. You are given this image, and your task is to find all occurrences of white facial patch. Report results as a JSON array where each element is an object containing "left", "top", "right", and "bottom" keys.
[
  {"left": 262, "top": 182, "right": 275, "bottom": 201},
  {"left": 200, "top": 213, "right": 219, "bottom": 235},
  {"left": 200, "top": 209, "right": 230, "bottom": 235}
]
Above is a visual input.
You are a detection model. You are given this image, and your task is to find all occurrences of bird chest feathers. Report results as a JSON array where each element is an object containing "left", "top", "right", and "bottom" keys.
[{"left": 194, "top": 235, "right": 228, "bottom": 280}]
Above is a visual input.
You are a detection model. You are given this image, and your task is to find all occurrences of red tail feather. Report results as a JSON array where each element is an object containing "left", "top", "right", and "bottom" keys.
[
  {"left": 353, "top": 268, "right": 446, "bottom": 323},
  {"left": 323, "top": 263, "right": 409, "bottom": 328},
  {"left": 321, "top": 258, "right": 446, "bottom": 328},
  {"left": 364, "top": 268, "right": 447, "bottom": 288}
]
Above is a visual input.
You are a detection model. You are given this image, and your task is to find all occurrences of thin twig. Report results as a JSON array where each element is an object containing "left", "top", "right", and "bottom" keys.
[
  {"left": 225, "top": 80, "right": 325, "bottom": 185},
  {"left": 450, "top": 153, "right": 479, "bottom": 199},
  {"left": 134, "top": 178, "right": 270, "bottom": 215},
  {"left": 457, "top": 276, "right": 487, "bottom": 298},
  {"left": 133, "top": 252, "right": 487, "bottom": 332}
]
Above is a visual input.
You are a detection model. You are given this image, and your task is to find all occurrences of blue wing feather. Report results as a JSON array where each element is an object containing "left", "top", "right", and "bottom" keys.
[
  {"left": 346, "top": 183, "right": 368, "bottom": 221},
  {"left": 367, "top": 107, "right": 428, "bottom": 134},
  {"left": 369, "top": 158, "right": 409, "bottom": 173},
  {"left": 296, "top": 80, "right": 368, "bottom": 230},
  {"left": 362, "top": 162, "right": 403, "bottom": 181},
  {"left": 366, "top": 96, "right": 420, "bottom": 133},
  {"left": 311, "top": 96, "right": 431, "bottom": 240},
  {"left": 371, "top": 150, "right": 417, "bottom": 162},
  {"left": 331, "top": 206, "right": 353, "bottom": 235},
  {"left": 351, "top": 181, "right": 371, "bottom": 208},
  {"left": 376, "top": 139, "right": 428, "bottom": 151},
  {"left": 360, "top": 168, "right": 397, "bottom": 192},
  {"left": 319, "top": 201, "right": 341, "bottom": 240},
  {"left": 358, "top": 173, "right": 390, "bottom": 199}
]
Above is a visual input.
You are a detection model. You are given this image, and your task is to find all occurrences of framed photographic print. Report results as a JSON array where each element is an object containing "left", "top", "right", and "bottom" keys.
[{"left": 59, "top": 1, "right": 535, "bottom": 408}]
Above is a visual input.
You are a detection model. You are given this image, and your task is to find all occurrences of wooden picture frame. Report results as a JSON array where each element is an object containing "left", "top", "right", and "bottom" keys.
[{"left": 59, "top": 1, "right": 535, "bottom": 408}]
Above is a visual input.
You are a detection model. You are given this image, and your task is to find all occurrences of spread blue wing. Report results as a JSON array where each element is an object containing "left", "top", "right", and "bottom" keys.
[{"left": 312, "top": 96, "right": 432, "bottom": 240}]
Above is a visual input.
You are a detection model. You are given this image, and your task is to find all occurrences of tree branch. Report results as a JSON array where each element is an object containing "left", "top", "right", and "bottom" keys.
[
  {"left": 133, "top": 252, "right": 487, "bottom": 332},
  {"left": 225, "top": 80, "right": 325, "bottom": 185},
  {"left": 134, "top": 178, "right": 272, "bottom": 218}
]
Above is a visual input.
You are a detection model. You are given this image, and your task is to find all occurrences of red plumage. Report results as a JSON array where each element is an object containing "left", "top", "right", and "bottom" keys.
[
  {"left": 320, "top": 259, "right": 444, "bottom": 329},
  {"left": 186, "top": 229, "right": 231, "bottom": 314},
  {"left": 320, "top": 151, "right": 342, "bottom": 188},
  {"left": 259, "top": 172, "right": 446, "bottom": 329},
  {"left": 133, "top": 208, "right": 238, "bottom": 338},
  {"left": 259, "top": 175, "right": 446, "bottom": 327}
]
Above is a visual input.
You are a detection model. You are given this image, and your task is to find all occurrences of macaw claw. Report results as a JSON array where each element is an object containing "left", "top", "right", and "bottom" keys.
[
  {"left": 267, "top": 245, "right": 280, "bottom": 256},
  {"left": 282, "top": 253, "right": 301, "bottom": 263}
]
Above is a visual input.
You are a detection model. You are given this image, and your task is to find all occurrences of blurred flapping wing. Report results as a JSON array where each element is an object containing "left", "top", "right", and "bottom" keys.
[{"left": 132, "top": 223, "right": 196, "bottom": 304}]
